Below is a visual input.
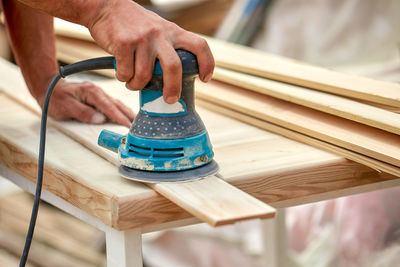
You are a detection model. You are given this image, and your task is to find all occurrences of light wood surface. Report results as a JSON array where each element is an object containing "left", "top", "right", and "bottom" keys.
[
  {"left": 27, "top": 85, "right": 277, "bottom": 225},
  {"left": 0, "top": 92, "right": 275, "bottom": 226},
  {"left": 196, "top": 80, "right": 400, "bottom": 167},
  {"left": 213, "top": 67, "right": 400, "bottom": 135},
  {"left": 52, "top": 20, "right": 400, "bottom": 108},
  {"left": 0, "top": 61, "right": 276, "bottom": 226},
  {"left": 1, "top": 59, "right": 398, "bottom": 230},
  {"left": 150, "top": 176, "right": 275, "bottom": 226},
  {"left": 197, "top": 100, "right": 400, "bottom": 177},
  {"left": 204, "top": 36, "right": 400, "bottom": 108}
]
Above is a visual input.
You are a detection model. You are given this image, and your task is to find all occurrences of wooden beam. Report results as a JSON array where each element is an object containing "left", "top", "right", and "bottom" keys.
[
  {"left": 195, "top": 80, "right": 400, "bottom": 167},
  {"left": 52, "top": 20, "right": 400, "bottom": 107},
  {"left": 204, "top": 36, "right": 400, "bottom": 108},
  {"left": 150, "top": 176, "right": 275, "bottom": 226},
  {"left": 196, "top": 99, "right": 400, "bottom": 177},
  {"left": 213, "top": 67, "right": 400, "bottom": 135},
  {"left": 0, "top": 59, "right": 276, "bottom": 226}
]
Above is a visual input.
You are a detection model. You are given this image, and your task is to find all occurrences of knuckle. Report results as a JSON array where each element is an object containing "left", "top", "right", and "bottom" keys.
[
  {"left": 77, "top": 109, "right": 92, "bottom": 123},
  {"left": 166, "top": 58, "right": 181, "bottom": 72},
  {"left": 117, "top": 69, "right": 131, "bottom": 82},
  {"left": 136, "top": 68, "right": 152, "bottom": 82},
  {"left": 85, "top": 85, "right": 97, "bottom": 94},
  {"left": 125, "top": 82, "right": 139, "bottom": 91},
  {"left": 166, "top": 21, "right": 180, "bottom": 31},
  {"left": 195, "top": 38, "right": 208, "bottom": 49},
  {"left": 115, "top": 33, "right": 133, "bottom": 47},
  {"left": 148, "top": 26, "right": 163, "bottom": 37}
]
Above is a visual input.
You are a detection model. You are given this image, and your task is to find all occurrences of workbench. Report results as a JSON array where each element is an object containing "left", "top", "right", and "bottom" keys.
[{"left": 0, "top": 58, "right": 399, "bottom": 266}]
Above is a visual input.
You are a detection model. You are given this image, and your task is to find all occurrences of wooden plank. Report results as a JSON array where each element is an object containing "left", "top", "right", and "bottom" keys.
[
  {"left": 51, "top": 22, "right": 400, "bottom": 108},
  {"left": 213, "top": 67, "right": 400, "bottom": 135},
  {"left": 0, "top": 92, "right": 276, "bottom": 226},
  {"left": 195, "top": 80, "right": 400, "bottom": 167},
  {"left": 0, "top": 90, "right": 193, "bottom": 230},
  {"left": 1, "top": 58, "right": 399, "bottom": 229},
  {"left": 1, "top": 88, "right": 398, "bottom": 220},
  {"left": 204, "top": 36, "right": 400, "bottom": 108},
  {"left": 55, "top": 36, "right": 400, "bottom": 127},
  {"left": 0, "top": 59, "right": 276, "bottom": 226},
  {"left": 197, "top": 99, "right": 400, "bottom": 177},
  {"left": 358, "top": 100, "right": 400, "bottom": 114},
  {"left": 151, "top": 176, "right": 275, "bottom": 226}
]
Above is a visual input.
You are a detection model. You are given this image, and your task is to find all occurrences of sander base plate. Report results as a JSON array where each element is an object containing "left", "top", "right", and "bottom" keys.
[{"left": 119, "top": 160, "right": 219, "bottom": 183}]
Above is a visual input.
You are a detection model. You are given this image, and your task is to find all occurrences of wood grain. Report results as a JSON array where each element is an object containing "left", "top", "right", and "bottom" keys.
[
  {"left": 52, "top": 20, "right": 400, "bottom": 107},
  {"left": 0, "top": 59, "right": 276, "bottom": 226},
  {"left": 53, "top": 24, "right": 400, "bottom": 108},
  {"left": 197, "top": 100, "right": 400, "bottom": 177},
  {"left": 213, "top": 67, "right": 400, "bottom": 135},
  {"left": 196, "top": 80, "right": 400, "bottom": 167},
  {"left": 204, "top": 36, "right": 400, "bottom": 108},
  {"left": 150, "top": 176, "right": 276, "bottom": 226},
  {"left": 1, "top": 58, "right": 399, "bottom": 230}
]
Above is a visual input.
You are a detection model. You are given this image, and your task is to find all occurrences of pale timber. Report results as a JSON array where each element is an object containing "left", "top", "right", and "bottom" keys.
[
  {"left": 195, "top": 80, "right": 400, "bottom": 167},
  {"left": 204, "top": 36, "right": 400, "bottom": 108},
  {"left": 51, "top": 21, "right": 400, "bottom": 108},
  {"left": 1, "top": 58, "right": 397, "bottom": 230},
  {"left": 0, "top": 58, "right": 276, "bottom": 226},
  {"left": 196, "top": 99, "right": 400, "bottom": 178},
  {"left": 54, "top": 36, "right": 400, "bottom": 137},
  {"left": 213, "top": 67, "right": 400, "bottom": 135}
]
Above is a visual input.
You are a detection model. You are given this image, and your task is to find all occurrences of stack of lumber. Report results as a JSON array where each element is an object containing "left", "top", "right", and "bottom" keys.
[
  {"left": 0, "top": 192, "right": 106, "bottom": 267},
  {"left": 51, "top": 22, "right": 400, "bottom": 177}
]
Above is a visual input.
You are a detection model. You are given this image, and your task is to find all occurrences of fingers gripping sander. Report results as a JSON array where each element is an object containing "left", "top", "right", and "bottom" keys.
[{"left": 98, "top": 50, "right": 219, "bottom": 182}]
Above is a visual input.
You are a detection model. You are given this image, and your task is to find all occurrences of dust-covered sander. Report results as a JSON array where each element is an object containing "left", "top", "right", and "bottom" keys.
[{"left": 98, "top": 50, "right": 219, "bottom": 182}]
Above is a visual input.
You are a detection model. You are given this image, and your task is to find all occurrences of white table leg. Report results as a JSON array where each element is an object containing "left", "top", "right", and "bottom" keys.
[
  {"left": 105, "top": 227, "right": 143, "bottom": 267},
  {"left": 260, "top": 208, "right": 287, "bottom": 267}
]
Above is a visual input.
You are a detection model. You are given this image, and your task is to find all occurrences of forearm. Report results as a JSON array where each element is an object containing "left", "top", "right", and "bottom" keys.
[
  {"left": 2, "top": 0, "right": 58, "bottom": 102},
  {"left": 14, "top": 0, "right": 104, "bottom": 28}
]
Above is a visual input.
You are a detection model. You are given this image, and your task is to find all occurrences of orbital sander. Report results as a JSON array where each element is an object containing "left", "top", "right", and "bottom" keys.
[
  {"left": 20, "top": 50, "right": 218, "bottom": 266},
  {"left": 98, "top": 50, "right": 218, "bottom": 182}
]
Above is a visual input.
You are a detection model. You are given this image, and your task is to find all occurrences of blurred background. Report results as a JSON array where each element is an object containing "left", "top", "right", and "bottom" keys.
[{"left": 1, "top": 0, "right": 400, "bottom": 266}]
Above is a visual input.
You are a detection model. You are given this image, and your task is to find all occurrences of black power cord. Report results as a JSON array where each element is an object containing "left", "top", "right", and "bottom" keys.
[{"left": 19, "top": 57, "right": 116, "bottom": 267}]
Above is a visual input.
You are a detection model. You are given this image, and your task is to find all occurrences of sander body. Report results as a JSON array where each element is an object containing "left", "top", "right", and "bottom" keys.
[{"left": 98, "top": 50, "right": 219, "bottom": 182}]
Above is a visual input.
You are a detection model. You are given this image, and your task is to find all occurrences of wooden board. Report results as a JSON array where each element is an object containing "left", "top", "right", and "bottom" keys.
[
  {"left": 213, "top": 67, "right": 400, "bottom": 135},
  {"left": 1, "top": 58, "right": 399, "bottom": 230},
  {"left": 51, "top": 22, "right": 400, "bottom": 108},
  {"left": 197, "top": 100, "right": 400, "bottom": 178},
  {"left": 0, "top": 94, "right": 276, "bottom": 227},
  {"left": 0, "top": 58, "right": 275, "bottom": 226},
  {"left": 204, "top": 36, "right": 400, "bottom": 108},
  {"left": 195, "top": 80, "right": 400, "bottom": 167}
]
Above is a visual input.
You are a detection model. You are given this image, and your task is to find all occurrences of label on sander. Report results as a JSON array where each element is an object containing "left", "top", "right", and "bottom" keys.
[{"left": 140, "top": 89, "right": 187, "bottom": 116}]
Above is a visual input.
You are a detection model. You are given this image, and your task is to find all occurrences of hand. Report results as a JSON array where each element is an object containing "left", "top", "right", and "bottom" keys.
[
  {"left": 37, "top": 80, "right": 134, "bottom": 127},
  {"left": 87, "top": 0, "right": 215, "bottom": 104}
]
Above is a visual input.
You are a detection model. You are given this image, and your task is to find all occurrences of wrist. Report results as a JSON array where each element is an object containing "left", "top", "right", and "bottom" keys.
[
  {"left": 85, "top": 0, "right": 115, "bottom": 29},
  {"left": 30, "top": 72, "right": 61, "bottom": 108}
]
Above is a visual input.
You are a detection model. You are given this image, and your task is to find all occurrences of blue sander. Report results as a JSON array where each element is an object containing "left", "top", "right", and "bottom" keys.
[
  {"left": 20, "top": 50, "right": 218, "bottom": 266},
  {"left": 98, "top": 50, "right": 219, "bottom": 182}
]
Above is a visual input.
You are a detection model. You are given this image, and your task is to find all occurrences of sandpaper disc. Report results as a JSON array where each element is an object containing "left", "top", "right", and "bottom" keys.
[{"left": 119, "top": 160, "right": 219, "bottom": 183}]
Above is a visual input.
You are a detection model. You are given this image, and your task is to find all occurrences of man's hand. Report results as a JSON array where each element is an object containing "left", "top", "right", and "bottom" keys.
[
  {"left": 87, "top": 0, "right": 215, "bottom": 104},
  {"left": 38, "top": 80, "right": 134, "bottom": 128}
]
